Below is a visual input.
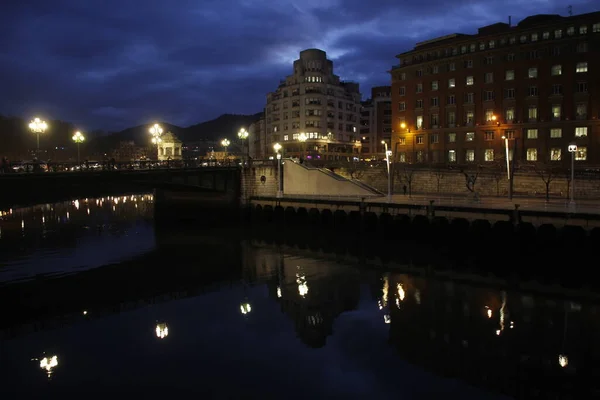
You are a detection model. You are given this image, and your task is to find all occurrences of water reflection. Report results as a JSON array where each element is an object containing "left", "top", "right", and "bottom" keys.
[{"left": 0, "top": 194, "right": 154, "bottom": 283}]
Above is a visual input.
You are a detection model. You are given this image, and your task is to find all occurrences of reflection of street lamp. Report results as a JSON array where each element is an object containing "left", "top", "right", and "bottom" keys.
[
  {"left": 72, "top": 131, "right": 85, "bottom": 165},
  {"left": 29, "top": 117, "right": 48, "bottom": 156},
  {"left": 273, "top": 142, "right": 283, "bottom": 198},
  {"left": 238, "top": 128, "right": 249, "bottom": 159},
  {"left": 568, "top": 143, "right": 577, "bottom": 205},
  {"left": 221, "top": 138, "right": 230, "bottom": 153},
  {"left": 155, "top": 323, "right": 169, "bottom": 339},
  {"left": 382, "top": 140, "right": 392, "bottom": 202},
  {"left": 298, "top": 132, "right": 307, "bottom": 159}
]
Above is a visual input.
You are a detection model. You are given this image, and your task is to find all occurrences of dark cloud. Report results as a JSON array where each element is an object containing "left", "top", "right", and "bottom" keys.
[{"left": 0, "top": 0, "right": 597, "bottom": 131}]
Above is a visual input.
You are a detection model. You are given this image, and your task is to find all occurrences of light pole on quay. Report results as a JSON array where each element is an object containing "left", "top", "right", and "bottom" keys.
[
  {"left": 273, "top": 142, "right": 283, "bottom": 198},
  {"left": 72, "top": 131, "right": 85, "bottom": 165},
  {"left": 238, "top": 128, "right": 249, "bottom": 160},
  {"left": 568, "top": 144, "right": 577, "bottom": 205},
  {"left": 29, "top": 117, "right": 48, "bottom": 157},
  {"left": 298, "top": 132, "right": 307, "bottom": 160},
  {"left": 149, "top": 123, "right": 163, "bottom": 160}
]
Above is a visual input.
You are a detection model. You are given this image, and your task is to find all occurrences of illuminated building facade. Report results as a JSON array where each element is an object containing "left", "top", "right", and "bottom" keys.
[
  {"left": 359, "top": 86, "right": 392, "bottom": 160},
  {"left": 157, "top": 131, "right": 182, "bottom": 161},
  {"left": 390, "top": 12, "right": 600, "bottom": 166},
  {"left": 248, "top": 114, "right": 267, "bottom": 159},
  {"left": 264, "top": 49, "right": 362, "bottom": 161}
]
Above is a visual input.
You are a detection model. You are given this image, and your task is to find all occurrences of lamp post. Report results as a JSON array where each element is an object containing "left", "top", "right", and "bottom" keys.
[
  {"left": 238, "top": 128, "right": 249, "bottom": 160},
  {"left": 72, "top": 131, "right": 85, "bottom": 165},
  {"left": 298, "top": 132, "right": 307, "bottom": 160},
  {"left": 568, "top": 144, "right": 577, "bottom": 205},
  {"left": 382, "top": 140, "right": 392, "bottom": 202},
  {"left": 221, "top": 139, "right": 230, "bottom": 163},
  {"left": 273, "top": 142, "right": 283, "bottom": 198},
  {"left": 149, "top": 123, "right": 163, "bottom": 161},
  {"left": 28, "top": 117, "right": 48, "bottom": 157}
]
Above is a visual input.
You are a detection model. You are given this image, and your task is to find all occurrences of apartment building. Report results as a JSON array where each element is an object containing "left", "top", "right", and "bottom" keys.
[
  {"left": 359, "top": 86, "right": 392, "bottom": 160},
  {"left": 264, "top": 49, "right": 362, "bottom": 161},
  {"left": 248, "top": 112, "right": 267, "bottom": 159},
  {"left": 390, "top": 12, "right": 600, "bottom": 167}
]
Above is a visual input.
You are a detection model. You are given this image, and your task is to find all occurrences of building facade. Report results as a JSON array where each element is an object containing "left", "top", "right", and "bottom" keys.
[
  {"left": 249, "top": 113, "right": 267, "bottom": 159},
  {"left": 359, "top": 86, "right": 392, "bottom": 160},
  {"left": 264, "top": 49, "right": 362, "bottom": 161},
  {"left": 390, "top": 12, "right": 600, "bottom": 167},
  {"left": 157, "top": 132, "right": 182, "bottom": 161}
]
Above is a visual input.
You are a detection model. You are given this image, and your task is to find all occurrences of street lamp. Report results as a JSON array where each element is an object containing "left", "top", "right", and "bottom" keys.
[
  {"left": 29, "top": 117, "right": 48, "bottom": 156},
  {"left": 149, "top": 123, "right": 163, "bottom": 161},
  {"left": 382, "top": 140, "right": 392, "bottom": 202},
  {"left": 568, "top": 143, "right": 577, "bottom": 205},
  {"left": 72, "top": 131, "right": 85, "bottom": 165},
  {"left": 273, "top": 142, "right": 283, "bottom": 198},
  {"left": 151, "top": 136, "right": 162, "bottom": 160},
  {"left": 298, "top": 132, "right": 307, "bottom": 159},
  {"left": 238, "top": 128, "right": 249, "bottom": 160}
]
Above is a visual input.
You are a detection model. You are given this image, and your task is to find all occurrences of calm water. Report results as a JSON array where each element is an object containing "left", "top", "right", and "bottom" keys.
[{"left": 0, "top": 194, "right": 596, "bottom": 399}]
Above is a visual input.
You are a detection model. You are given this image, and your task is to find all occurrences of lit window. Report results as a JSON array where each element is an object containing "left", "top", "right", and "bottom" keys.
[
  {"left": 575, "top": 147, "right": 587, "bottom": 161},
  {"left": 465, "top": 149, "right": 475, "bottom": 162},
  {"left": 466, "top": 76, "right": 474, "bottom": 85},
  {"left": 416, "top": 135, "right": 424, "bottom": 144},
  {"left": 448, "top": 78, "right": 456, "bottom": 88},
  {"left": 575, "top": 127, "right": 588, "bottom": 137},
  {"left": 505, "top": 70, "right": 514, "bottom": 80},
  {"left": 551, "top": 65, "right": 562, "bottom": 75},
  {"left": 552, "top": 105, "right": 561, "bottom": 120},
  {"left": 465, "top": 132, "right": 475, "bottom": 141},
  {"left": 528, "top": 68, "right": 538, "bottom": 78},
  {"left": 448, "top": 133, "right": 456, "bottom": 143},
  {"left": 543, "top": 31, "right": 550, "bottom": 39},
  {"left": 576, "top": 62, "right": 588, "bottom": 72},
  {"left": 527, "top": 129, "right": 538, "bottom": 139},
  {"left": 593, "top": 23, "right": 600, "bottom": 33},
  {"left": 505, "top": 108, "right": 515, "bottom": 121},
  {"left": 431, "top": 80, "right": 439, "bottom": 90},
  {"left": 527, "top": 148, "right": 537, "bottom": 161},
  {"left": 550, "top": 128, "right": 562, "bottom": 138},
  {"left": 448, "top": 150, "right": 456, "bottom": 162},
  {"left": 531, "top": 33, "right": 538, "bottom": 41},
  {"left": 550, "top": 148, "right": 562, "bottom": 161},
  {"left": 555, "top": 29, "right": 562, "bottom": 38},
  {"left": 283, "top": 135, "right": 289, "bottom": 141},
  {"left": 484, "top": 131, "right": 494, "bottom": 141},
  {"left": 485, "top": 149, "right": 494, "bottom": 161},
  {"left": 528, "top": 106, "right": 538, "bottom": 120}
]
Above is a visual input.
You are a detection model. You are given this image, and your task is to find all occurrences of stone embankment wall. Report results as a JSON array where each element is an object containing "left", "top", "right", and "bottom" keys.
[
  {"left": 240, "top": 164, "right": 278, "bottom": 203},
  {"left": 334, "top": 165, "right": 600, "bottom": 198}
]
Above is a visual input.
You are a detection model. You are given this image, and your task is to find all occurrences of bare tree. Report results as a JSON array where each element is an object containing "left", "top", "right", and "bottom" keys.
[
  {"left": 346, "top": 163, "right": 366, "bottom": 180},
  {"left": 395, "top": 165, "right": 415, "bottom": 197},
  {"left": 533, "top": 163, "right": 560, "bottom": 202},
  {"left": 433, "top": 167, "right": 445, "bottom": 193},
  {"left": 461, "top": 165, "right": 481, "bottom": 194}
]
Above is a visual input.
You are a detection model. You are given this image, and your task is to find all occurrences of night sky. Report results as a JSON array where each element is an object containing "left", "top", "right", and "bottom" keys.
[{"left": 1, "top": 0, "right": 597, "bottom": 131}]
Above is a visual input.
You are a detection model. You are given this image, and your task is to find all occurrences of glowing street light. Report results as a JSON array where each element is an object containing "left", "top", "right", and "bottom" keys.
[
  {"left": 72, "top": 131, "right": 85, "bottom": 165},
  {"left": 149, "top": 123, "right": 163, "bottom": 137},
  {"left": 39, "top": 355, "right": 58, "bottom": 378},
  {"left": 155, "top": 323, "right": 169, "bottom": 339},
  {"left": 221, "top": 138, "right": 230, "bottom": 153},
  {"left": 273, "top": 142, "right": 283, "bottom": 198},
  {"left": 568, "top": 143, "right": 577, "bottom": 205},
  {"left": 238, "top": 128, "right": 249, "bottom": 160},
  {"left": 29, "top": 117, "right": 48, "bottom": 155},
  {"left": 382, "top": 140, "right": 392, "bottom": 202},
  {"left": 298, "top": 132, "right": 307, "bottom": 159},
  {"left": 240, "top": 302, "right": 252, "bottom": 314}
]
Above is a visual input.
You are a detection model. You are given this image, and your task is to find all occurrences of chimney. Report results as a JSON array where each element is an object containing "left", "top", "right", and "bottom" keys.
[{"left": 508, "top": 15, "right": 512, "bottom": 26}]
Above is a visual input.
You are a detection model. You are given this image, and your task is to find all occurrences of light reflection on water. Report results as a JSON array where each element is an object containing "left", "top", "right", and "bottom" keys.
[
  {"left": 0, "top": 200, "right": 597, "bottom": 398},
  {"left": 0, "top": 194, "right": 155, "bottom": 283}
]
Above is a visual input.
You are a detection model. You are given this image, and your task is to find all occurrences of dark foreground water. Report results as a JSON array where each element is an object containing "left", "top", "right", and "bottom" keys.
[{"left": 0, "top": 194, "right": 596, "bottom": 399}]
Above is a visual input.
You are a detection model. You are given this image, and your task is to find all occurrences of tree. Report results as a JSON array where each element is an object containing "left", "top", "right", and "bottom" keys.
[
  {"left": 395, "top": 165, "right": 415, "bottom": 197},
  {"left": 461, "top": 165, "right": 481, "bottom": 194},
  {"left": 533, "top": 163, "right": 561, "bottom": 202},
  {"left": 346, "top": 163, "right": 366, "bottom": 180},
  {"left": 433, "top": 167, "right": 444, "bottom": 193}
]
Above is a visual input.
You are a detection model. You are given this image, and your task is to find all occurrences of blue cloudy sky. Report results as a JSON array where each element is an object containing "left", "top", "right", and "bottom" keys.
[{"left": 0, "top": 0, "right": 597, "bottom": 131}]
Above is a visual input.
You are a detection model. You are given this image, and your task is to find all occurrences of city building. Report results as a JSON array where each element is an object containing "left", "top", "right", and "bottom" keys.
[
  {"left": 390, "top": 12, "right": 600, "bottom": 167},
  {"left": 111, "top": 141, "right": 148, "bottom": 162},
  {"left": 359, "top": 86, "right": 392, "bottom": 160},
  {"left": 157, "top": 131, "right": 182, "bottom": 161},
  {"left": 248, "top": 113, "right": 267, "bottom": 159},
  {"left": 264, "top": 49, "right": 362, "bottom": 161}
]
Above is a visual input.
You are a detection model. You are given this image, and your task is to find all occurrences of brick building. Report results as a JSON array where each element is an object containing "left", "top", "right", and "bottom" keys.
[
  {"left": 390, "top": 12, "right": 600, "bottom": 167},
  {"left": 359, "top": 86, "right": 392, "bottom": 160}
]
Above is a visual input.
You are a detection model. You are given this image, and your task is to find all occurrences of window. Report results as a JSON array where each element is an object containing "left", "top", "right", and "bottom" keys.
[
  {"left": 550, "top": 128, "right": 562, "bottom": 138},
  {"left": 449, "top": 62, "right": 456, "bottom": 71},
  {"left": 465, "top": 93, "right": 474, "bottom": 104},
  {"left": 447, "top": 111, "right": 456, "bottom": 126},
  {"left": 448, "top": 150, "right": 456, "bottom": 163},
  {"left": 432, "top": 65, "right": 439, "bottom": 74},
  {"left": 509, "top": 37, "right": 516, "bottom": 44},
  {"left": 528, "top": 68, "right": 538, "bottom": 78},
  {"left": 580, "top": 25, "right": 588, "bottom": 34},
  {"left": 555, "top": 29, "right": 562, "bottom": 38},
  {"left": 485, "top": 110, "right": 495, "bottom": 122},
  {"left": 448, "top": 78, "right": 456, "bottom": 88},
  {"left": 465, "top": 132, "right": 475, "bottom": 141},
  {"left": 479, "top": 42, "right": 486, "bottom": 50},
  {"left": 505, "top": 88, "right": 515, "bottom": 99},
  {"left": 399, "top": 102, "right": 406, "bottom": 111},
  {"left": 489, "top": 40, "right": 495, "bottom": 48},
  {"left": 485, "top": 56, "right": 494, "bottom": 65},
  {"left": 593, "top": 23, "right": 600, "bottom": 33},
  {"left": 469, "top": 44, "right": 476, "bottom": 52},
  {"left": 505, "top": 70, "right": 514, "bottom": 80},
  {"left": 552, "top": 84, "right": 562, "bottom": 95},
  {"left": 398, "top": 152, "right": 406, "bottom": 162},
  {"left": 466, "top": 76, "right": 474, "bottom": 85},
  {"left": 527, "top": 148, "right": 538, "bottom": 161},
  {"left": 528, "top": 106, "right": 538, "bottom": 120},
  {"left": 520, "top": 35, "right": 527, "bottom": 43},
  {"left": 567, "top": 27, "right": 575, "bottom": 35},
  {"left": 528, "top": 86, "right": 538, "bottom": 96},
  {"left": 576, "top": 62, "right": 588, "bottom": 73},
  {"left": 448, "top": 133, "right": 456, "bottom": 143},
  {"left": 465, "top": 111, "right": 474, "bottom": 124},
  {"left": 465, "top": 60, "right": 473, "bottom": 68},
  {"left": 577, "top": 43, "right": 588, "bottom": 53},
  {"left": 575, "top": 127, "right": 588, "bottom": 137},
  {"left": 399, "top": 86, "right": 405, "bottom": 96},
  {"left": 399, "top": 73, "right": 406, "bottom": 80},
  {"left": 416, "top": 83, "right": 423, "bottom": 93},
  {"left": 552, "top": 47, "right": 561, "bottom": 56},
  {"left": 398, "top": 138, "right": 406, "bottom": 145},
  {"left": 416, "top": 116, "right": 423, "bottom": 129},
  {"left": 575, "top": 147, "right": 587, "bottom": 161},
  {"left": 430, "top": 97, "right": 439, "bottom": 107},
  {"left": 431, "top": 80, "right": 439, "bottom": 90},
  {"left": 484, "top": 131, "right": 494, "bottom": 141},
  {"left": 552, "top": 105, "right": 561, "bottom": 120},
  {"left": 447, "top": 95, "right": 456, "bottom": 105},
  {"left": 576, "top": 103, "right": 587, "bottom": 118},
  {"left": 416, "top": 151, "right": 424, "bottom": 162},
  {"left": 484, "top": 72, "right": 493, "bottom": 83},
  {"left": 577, "top": 82, "right": 588, "bottom": 93},
  {"left": 485, "top": 149, "right": 495, "bottom": 161},
  {"left": 504, "top": 130, "right": 515, "bottom": 139},
  {"left": 430, "top": 134, "right": 439, "bottom": 144},
  {"left": 551, "top": 148, "right": 561, "bottom": 161},
  {"left": 484, "top": 91, "right": 494, "bottom": 101},
  {"left": 466, "top": 149, "right": 475, "bottom": 162},
  {"left": 505, "top": 108, "right": 515, "bottom": 121},
  {"left": 551, "top": 65, "right": 562, "bottom": 75},
  {"left": 416, "top": 69, "right": 423, "bottom": 77},
  {"left": 507, "top": 53, "right": 515, "bottom": 61},
  {"left": 531, "top": 33, "right": 538, "bottom": 42},
  {"left": 283, "top": 135, "right": 289, "bottom": 141},
  {"left": 527, "top": 129, "right": 538, "bottom": 139},
  {"left": 543, "top": 31, "right": 550, "bottom": 39},
  {"left": 430, "top": 114, "right": 439, "bottom": 127},
  {"left": 416, "top": 135, "right": 424, "bottom": 144}
]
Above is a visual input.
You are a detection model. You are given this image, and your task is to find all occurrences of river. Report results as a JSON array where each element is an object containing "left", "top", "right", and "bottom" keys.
[{"left": 0, "top": 193, "right": 595, "bottom": 399}]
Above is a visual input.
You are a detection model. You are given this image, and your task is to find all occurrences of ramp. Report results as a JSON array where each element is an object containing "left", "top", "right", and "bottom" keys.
[{"left": 283, "top": 159, "right": 383, "bottom": 197}]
